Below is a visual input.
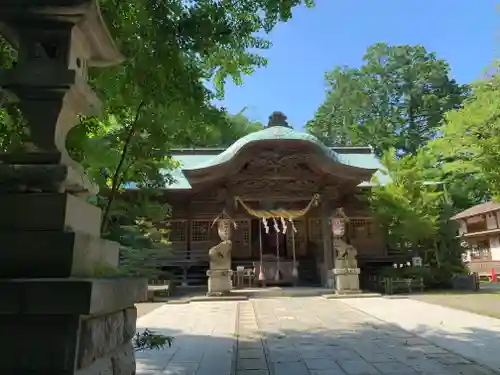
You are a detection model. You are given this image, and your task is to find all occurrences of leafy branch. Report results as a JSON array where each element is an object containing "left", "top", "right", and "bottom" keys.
[{"left": 133, "top": 329, "right": 174, "bottom": 352}]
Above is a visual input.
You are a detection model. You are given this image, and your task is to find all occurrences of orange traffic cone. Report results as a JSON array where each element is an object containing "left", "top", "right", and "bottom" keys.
[{"left": 491, "top": 268, "right": 497, "bottom": 283}]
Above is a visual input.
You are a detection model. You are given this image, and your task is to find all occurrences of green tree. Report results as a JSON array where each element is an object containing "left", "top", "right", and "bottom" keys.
[
  {"left": 1, "top": 0, "right": 315, "bottom": 152},
  {"left": 371, "top": 149, "right": 443, "bottom": 254},
  {"left": 191, "top": 109, "right": 264, "bottom": 147},
  {"left": 428, "top": 71, "right": 500, "bottom": 203},
  {"left": 0, "top": 1, "right": 314, "bottom": 265},
  {"left": 104, "top": 193, "right": 171, "bottom": 278},
  {"left": 370, "top": 149, "right": 465, "bottom": 287},
  {"left": 306, "top": 43, "right": 468, "bottom": 156}
]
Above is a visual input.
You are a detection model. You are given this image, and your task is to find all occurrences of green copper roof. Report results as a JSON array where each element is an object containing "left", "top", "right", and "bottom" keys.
[
  {"left": 124, "top": 127, "right": 390, "bottom": 190},
  {"left": 184, "top": 126, "right": 353, "bottom": 170},
  {"left": 164, "top": 150, "right": 389, "bottom": 190}
]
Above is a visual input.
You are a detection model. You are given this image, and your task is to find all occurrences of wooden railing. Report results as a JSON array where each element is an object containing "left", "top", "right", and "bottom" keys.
[
  {"left": 156, "top": 248, "right": 209, "bottom": 263},
  {"left": 363, "top": 275, "right": 424, "bottom": 294},
  {"left": 382, "top": 277, "right": 424, "bottom": 295}
]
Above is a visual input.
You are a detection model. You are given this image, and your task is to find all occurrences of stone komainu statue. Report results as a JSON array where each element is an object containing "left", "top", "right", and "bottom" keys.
[
  {"left": 335, "top": 239, "right": 358, "bottom": 269},
  {"left": 208, "top": 240, "right": 232, "bottom": 270}
]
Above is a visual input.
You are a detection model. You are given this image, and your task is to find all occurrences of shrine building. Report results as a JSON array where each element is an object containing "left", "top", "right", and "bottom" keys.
[{"left": 138, "top": 112, "right": 403, "bottom": 287}]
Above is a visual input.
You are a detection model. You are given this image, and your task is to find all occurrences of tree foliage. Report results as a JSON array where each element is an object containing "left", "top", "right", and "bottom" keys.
[
  {"left": 190, "top": 110, "right": 264, "bottom": 147},
  {"left": 306, "top": 43, "right": 468, "bottom": 156},
  {"left": 104, "top": 194, "right": 170, "bottom": 278},
  {"left": 370, "top": 149, "right": 442, "bottom": 253},
  {"left": 370, "top": 149, "right": 465, "bottom": 283},
  {"left": 0, "top": 1, "right": 313, "bottom": 279},
  {"left": 428, "top": 71, "right": 500, "bottom": 203},
  {"left": 304, "top": 42, "right": 481, "bottom": 282}
]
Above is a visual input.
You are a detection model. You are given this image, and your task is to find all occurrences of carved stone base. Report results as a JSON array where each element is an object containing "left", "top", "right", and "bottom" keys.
[
  {"left": 333, "top": 268, "right": 361, "bottom": 293},
  {"left": 207, "top": 269, "right": 233, "bottom": 295},
  {"left": 0, "top": 278, "right": 147, "bottom": 374}
]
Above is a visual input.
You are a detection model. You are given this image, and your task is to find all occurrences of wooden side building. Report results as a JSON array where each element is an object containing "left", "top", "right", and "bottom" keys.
[
  {"left": 138, "top": 113, "right": 402, "bottom": 286},
  {"left": 452, "top": 201, "right": 500, "bottom": 278}
]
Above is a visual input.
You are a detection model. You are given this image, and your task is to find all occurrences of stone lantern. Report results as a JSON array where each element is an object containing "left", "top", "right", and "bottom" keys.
[
  {"left": 0, "top": 1, "right": 145, "bottom": 374},
  {"left": 0, "top": 0, "right": 123, "bottom": 195}
]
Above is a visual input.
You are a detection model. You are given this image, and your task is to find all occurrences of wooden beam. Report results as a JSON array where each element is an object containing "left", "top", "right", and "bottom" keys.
[{"left": 321, "top": 200, "right": 333, "bottom": 288}]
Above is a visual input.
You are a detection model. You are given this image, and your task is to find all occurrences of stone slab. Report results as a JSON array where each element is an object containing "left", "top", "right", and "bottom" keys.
[
  {"left": 238, "top": 349, "right": 265, "bottom": 359},
  {"left": 0, "top": 231, "right": 119, "bottom": 277},
  {"left": 238, "top": 358, "right": 268, "bottom": 370},
  {"left": 0, "top": 162, "right": 98, "bottom": 195},
  {"left": 322, "top": 292, "right": 381, "bottom": 299},
  {"left": 0, "top": 192, "right": 101, "bottom": 235},
  {"left": 272, "top": 362, "right": 310, "bottom": 375},
  {"left": 77, "top": 307, "right": 137, "bottom": 369},
  {"left": 76, "top": 342, "right": 136, "bottom": 375},
  {"left": 0, "top": 277, "right": 147, "bottom": 315},
  {"left": 190, "top": 295, "right": 249, "bottom": 302},
  {"left": 0, "top": 313, "right": 80, "bottom": 372},
  {"left": 341, "top": 297, "right": 500, "bottom": 373},
  {"left": 0, "top": 150, "right": 62, "bottom": 164},
  {"left": 232, "top": 287, "right": 332, "bottom": 299}
]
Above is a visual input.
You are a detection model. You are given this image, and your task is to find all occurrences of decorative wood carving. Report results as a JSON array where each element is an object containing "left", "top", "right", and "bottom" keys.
[
  {"left": 235, "top": 149, "right": 311, "bottom": 178},
  {"left": 226, "top": 148, "right": 340, "bottom": 200},
  {"left": 229, "top": 178, "right": 329, "bottom": 200}
]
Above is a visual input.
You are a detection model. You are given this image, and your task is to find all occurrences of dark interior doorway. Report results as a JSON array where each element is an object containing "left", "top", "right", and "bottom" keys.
[{"left": 253, "top": 219, "right": 288, "bottom": 257}]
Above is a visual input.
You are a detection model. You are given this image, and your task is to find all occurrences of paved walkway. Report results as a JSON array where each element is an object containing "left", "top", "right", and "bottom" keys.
[
  {"left": 136, "top": 297, "right": 500, "bottom": 375},
  {"left": 343, "top": 297, "right": 500, "bottom": 373}
]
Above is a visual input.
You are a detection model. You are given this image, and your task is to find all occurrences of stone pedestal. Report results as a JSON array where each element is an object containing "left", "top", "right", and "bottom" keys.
[
  {"left": 207, "top": 269, "right": 234, "bottom": 296},
  {"left": 327, "top": 273, "right": 336, "bottom": 289},
  {"left": 333, "top": 267, "right": 361, "bottom": 294},
  {"left": 0, "top": 196, "right": 147, "bottom": 375}
]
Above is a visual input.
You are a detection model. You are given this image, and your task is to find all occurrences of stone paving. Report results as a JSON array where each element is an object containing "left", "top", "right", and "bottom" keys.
[
  {"left": 136, "top": 302, "right": 237, "bottom": 375},
  {"left": 136, "top": 297, "right": 500, "bottom": 375},
  {"left": 343, "top": 297, "right": 500, "bottom": 373}
]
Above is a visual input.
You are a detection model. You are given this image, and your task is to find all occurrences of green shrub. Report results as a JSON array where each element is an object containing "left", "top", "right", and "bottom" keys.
[{"left": 377, "top": 264, "right": 467, "bottom": 290}]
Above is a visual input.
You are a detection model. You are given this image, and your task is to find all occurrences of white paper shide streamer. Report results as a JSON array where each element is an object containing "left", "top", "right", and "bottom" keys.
[
  {"left": 262, "top": 217, "right": 269, "bottom": 234},
  {"left": 280, "top": 217, "right": 287, "bottom": 234}
]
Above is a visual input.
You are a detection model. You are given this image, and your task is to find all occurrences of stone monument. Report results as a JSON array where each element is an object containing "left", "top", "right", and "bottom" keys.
[
  {"left": 206, "top": 219, "right": 233, "bottom": 295},
  {"left": 0, "top": 1, "right": 146, "bottom": 373},
  {"left": 332, "top": 239, "right": 361, "bottom": 294}
]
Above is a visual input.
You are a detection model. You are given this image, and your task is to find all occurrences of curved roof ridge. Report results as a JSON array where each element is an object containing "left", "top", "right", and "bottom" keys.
[{"left": 183, "top": 126, "right": 354, "bottom": 171}]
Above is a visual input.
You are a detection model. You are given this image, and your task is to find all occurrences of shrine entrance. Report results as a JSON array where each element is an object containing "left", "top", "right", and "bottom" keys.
[
  {"left": 260, "top": 219, "right": 288, "bottom": 256},
  {"left": 179, "top": 122, "right": 377, "bottom": 287}
]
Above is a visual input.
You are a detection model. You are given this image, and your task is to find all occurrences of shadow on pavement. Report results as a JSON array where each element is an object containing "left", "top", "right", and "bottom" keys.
[{"left": 134, "top": 303, "right": 500, "bottom": 375}]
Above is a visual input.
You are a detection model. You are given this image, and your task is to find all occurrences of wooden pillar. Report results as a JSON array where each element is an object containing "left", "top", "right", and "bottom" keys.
[
  {"left": 186, "top": 200, "right": 192, "bottom": 260},
  {"left": 321, "top": 199, "right": 334, "bottom": 287},
  {"left": 182, "top": 266, "right": 188, "bottom": 287},
  {"left": 225, "top": 193, "right": 235, "bottom": 268}
]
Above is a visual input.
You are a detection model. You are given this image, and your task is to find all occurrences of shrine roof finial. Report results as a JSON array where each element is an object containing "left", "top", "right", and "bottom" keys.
[{"left": 267, "top": 111, "right": 290, "bottom": 128}]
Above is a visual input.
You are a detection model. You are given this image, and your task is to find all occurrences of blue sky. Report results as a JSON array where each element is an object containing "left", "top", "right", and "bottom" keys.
[{"left": 215, "top": 0, "right": 498, "bottom": 130}]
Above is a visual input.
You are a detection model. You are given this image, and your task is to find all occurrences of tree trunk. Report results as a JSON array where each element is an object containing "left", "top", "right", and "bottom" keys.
[{"left": 100, "top": 101, "right": 145, "bottom": 233}]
